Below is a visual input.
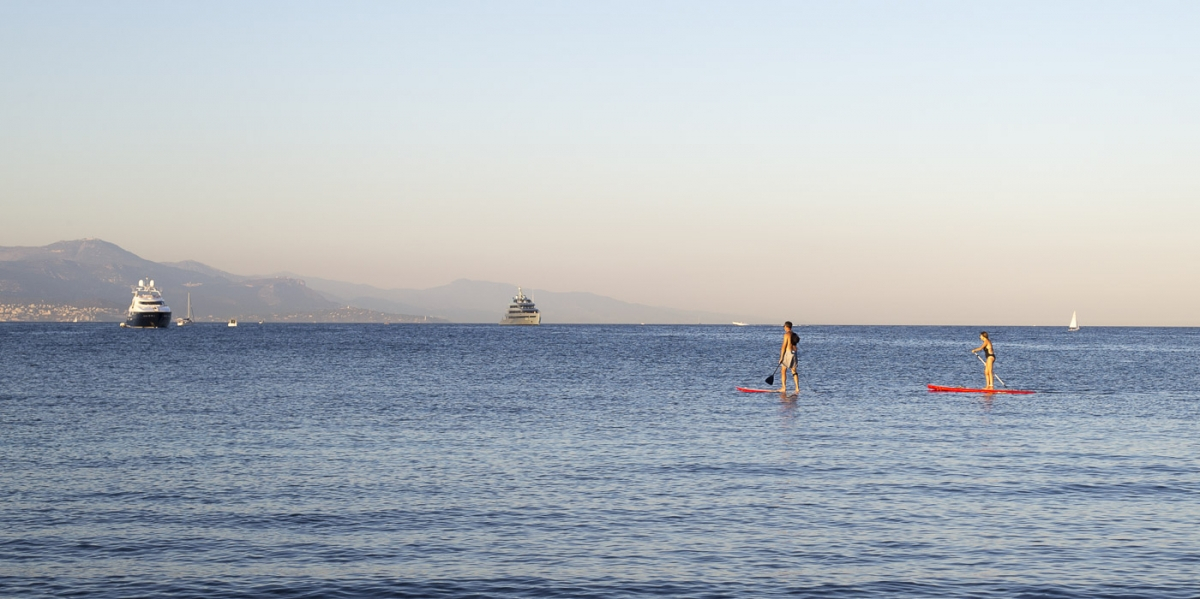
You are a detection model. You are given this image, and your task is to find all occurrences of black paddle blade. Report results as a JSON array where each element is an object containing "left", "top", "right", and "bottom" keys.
[{"left": 765, "top": 374, "right": 775, "bottom": 385}]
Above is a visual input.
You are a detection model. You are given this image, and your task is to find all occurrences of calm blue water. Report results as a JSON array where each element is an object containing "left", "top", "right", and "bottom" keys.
[{"left": 1, "top": 324, "right": 1198, "bottom": 598}]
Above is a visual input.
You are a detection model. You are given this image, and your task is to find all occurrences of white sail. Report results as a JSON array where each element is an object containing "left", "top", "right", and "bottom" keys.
[
  {"left": 1068, "top": 311, "right": 1079, "bottom": 331},
  {"left": 176, "top": 292, "right": 194, "bottom": 326}
]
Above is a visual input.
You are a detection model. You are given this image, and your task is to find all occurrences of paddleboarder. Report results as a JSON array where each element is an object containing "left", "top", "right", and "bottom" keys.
[
  {"left": 970, "top": 331, "right": 996, "bottom": 389},
  {"left": 778, "top": 321, "right": 800, "bottom": 393}
]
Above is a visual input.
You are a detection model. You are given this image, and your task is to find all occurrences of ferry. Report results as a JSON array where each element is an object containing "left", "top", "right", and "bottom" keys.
[
  {"left": 500, "top": 287, "right": 541, "bottom": 325},
  {"left": 124, "top": 279, "right": 172, "bottom": 328}
]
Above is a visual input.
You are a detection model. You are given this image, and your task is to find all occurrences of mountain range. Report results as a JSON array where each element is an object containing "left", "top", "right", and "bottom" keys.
[{"left": 0, "top": 239, "right": 741, "bottom": 323}]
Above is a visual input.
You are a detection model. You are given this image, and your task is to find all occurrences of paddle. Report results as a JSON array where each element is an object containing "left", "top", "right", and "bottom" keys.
[
  {"left": 974, "top": 353, "right": 1007, "bottom": 387},
  {"left": 764, "top": 361, "right": 782, "bottom": 386}
]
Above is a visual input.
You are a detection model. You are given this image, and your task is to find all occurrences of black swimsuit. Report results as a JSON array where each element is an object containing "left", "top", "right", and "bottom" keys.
[{"left": 984, "top": 344, "right": 995, "bottom": 361}]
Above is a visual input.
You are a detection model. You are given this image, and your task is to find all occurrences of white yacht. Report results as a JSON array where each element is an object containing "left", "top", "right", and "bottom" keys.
[
  {"left": 500, "top": 287, "right": 541, "bottom": 325},
  {"left": 175, "top": 293, "right": 194, "bottom": 327},
  {"left": 1068, "top": 311, "right": 1080, "bottom": 332},
  {"left": 124, "top": 279, "right": 172, "bottom": 328},
  {"left": 228, "top": 319, "right": 238, "bottom": 327}
]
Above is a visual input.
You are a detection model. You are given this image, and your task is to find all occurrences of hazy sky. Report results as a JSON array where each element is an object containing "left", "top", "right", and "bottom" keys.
[{"left": 2, "top": 2, "right": 1197, "bottom": 325}]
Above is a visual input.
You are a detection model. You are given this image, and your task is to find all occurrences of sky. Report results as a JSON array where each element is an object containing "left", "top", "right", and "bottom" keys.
[{"left": 1, "top": 1, "right": 1197, "bottom": 325}]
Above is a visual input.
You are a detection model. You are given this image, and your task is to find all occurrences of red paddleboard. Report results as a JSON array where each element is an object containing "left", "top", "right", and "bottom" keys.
[
  {"left": 737, "top": 387, "right": 787, "bottom": 393},
  {"left": 928, "top": 384, "right": 1035, "bottom": 395}
]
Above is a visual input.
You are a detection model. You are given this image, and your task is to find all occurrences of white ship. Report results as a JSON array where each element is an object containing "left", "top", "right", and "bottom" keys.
[
  {"left": 500, "top": 287, "right": 541, "bottom": 325},
  {"left": 123, "top": 279, "right": 172, "bottom": 328}
]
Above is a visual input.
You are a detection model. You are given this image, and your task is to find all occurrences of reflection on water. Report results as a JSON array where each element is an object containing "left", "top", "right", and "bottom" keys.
[
  {"left": 777, "top": 393, "right": 800, "bottom": 431},
  {"left": 977, "top": 394, "right": 995, "bottom": 413}
]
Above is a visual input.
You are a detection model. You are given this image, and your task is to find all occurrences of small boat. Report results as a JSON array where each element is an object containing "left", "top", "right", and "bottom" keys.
[
  {"left": 1068, "top": 311, "right": 1079, "bottom": 332},
  {"left": 228, "top": 319, "right": 238, "bottom": 327},
  {"left": 732, "top": 322, "right": 748, "bottom": 326},
  {"left": 176, "top": 293, "right": 194, "bottom": 327}
]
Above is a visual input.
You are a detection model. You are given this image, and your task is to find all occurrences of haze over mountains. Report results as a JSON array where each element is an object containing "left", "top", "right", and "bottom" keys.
[
  {"left": 0, "top": 239, "right": 741, "bottom": 323},
  {"left": 0, "top": 239, "right": 393, "bottom": 322}
]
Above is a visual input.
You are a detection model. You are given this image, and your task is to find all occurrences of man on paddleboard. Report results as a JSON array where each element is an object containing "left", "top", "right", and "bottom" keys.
[{"left": 778, "top": 321, "right": 800, "bottom": 393}]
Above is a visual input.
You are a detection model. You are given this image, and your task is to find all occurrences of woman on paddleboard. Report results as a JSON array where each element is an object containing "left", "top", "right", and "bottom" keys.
[{"left": 971, "top": 331, "right": 996, "bottom": 390}]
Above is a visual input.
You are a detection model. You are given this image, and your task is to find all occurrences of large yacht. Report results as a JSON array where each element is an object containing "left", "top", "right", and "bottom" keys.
[
  {"left": 500, "top": 287, "right": 541, "bottom": 325},
  {"left": 124, "top": 279, "right": 172, "bottom": 328}
]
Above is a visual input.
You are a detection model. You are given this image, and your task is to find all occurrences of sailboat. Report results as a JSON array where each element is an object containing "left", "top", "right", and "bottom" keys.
[
  {"left": 1068, "top": 310, "right": 1079, "bottom": 332},
  {"left": 176, "top": 293, "right": 194, "bottom": 327}
]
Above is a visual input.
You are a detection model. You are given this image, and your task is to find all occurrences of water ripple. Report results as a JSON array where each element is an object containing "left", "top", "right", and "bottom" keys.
[{"left": 1, "top": 324, "right": 1198, "bottom": 597}]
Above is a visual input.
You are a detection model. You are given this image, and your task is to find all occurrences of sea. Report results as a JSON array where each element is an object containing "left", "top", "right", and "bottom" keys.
[{"left": 1, "top": 324, "right": 1197, "bottom": 598}]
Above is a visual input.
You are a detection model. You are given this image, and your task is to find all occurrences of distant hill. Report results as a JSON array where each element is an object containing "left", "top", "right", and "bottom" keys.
[
  {"left": 281, "top": 276, "right": 739, "bottom": 324},
  {"left": 1, "top": 238, "right": 744, "bottom": 324},
  {"left": 0, "top": 239, "right": 435, "bottom": 322}
]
